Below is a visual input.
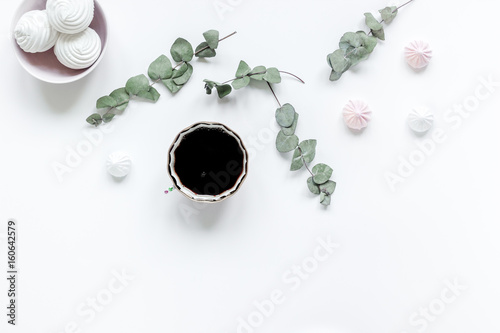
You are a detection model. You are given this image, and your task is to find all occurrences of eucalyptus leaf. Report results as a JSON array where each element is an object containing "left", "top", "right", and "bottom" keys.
[
  {"left": 320, "top": 180, "right": 337, "bottom": 195},
  {"left": 264, "top": 67, "right": 281, "bottom": 83},
  {"left": 86, "top": 113, "right": 103, "bottom": 126},
  {"left": 102, "top": 113, "right": 115, "bottom": 123},
  {"left": 125, "top": 74, "right": 150, "bottom": 96},
  {"left": 329, "top": 70, "right": 343, "bottom": 81},
  {"left": 312, "top": 163, "right": 333, "bottom": 185},
  {"left": 290, "top": 148, "right": 304, "bottom": 171},
  {"left": 276, "top": 131, "right": 299, "bottom": 153},
  {"left": 137, "top": 87, "right": 160, "bottom": 102},
  {"left": 364, "top": 13, "right": 383, "bottom": 31},
  {"left": 195, "top": 42, "right": 216, "bottom": 58},
  {"left": 173, "top": 63, "right": 193, "bottom": 85},
  {"left": 339, "top": 32, "right": 361, "bottom": 52},
  {"left": 203, "top": 29, "right": 219, "bottom": 49},
  {"left": 379, "top": 6, "right": 398, "bottom": 24},
  {"left": 328, "top": 49, "right": 351, "bottom": 73},
  {"left": 282, "top": 112, "right": 299, "bottom": 136},
  {"left": 162, "top": 79, "right": 182, "bottom": 94},
  {"left": 203, "top": 79, "right": 218, "bottom": 94},
  {"left": 232, "top": 76, "right": 250, "bottom": 90},
  {"left": 235, "top": 60, "right": 251, "bottom": 77},
  {"left": 148, "top": 55, "right": 172, "bottom": 80},
  {"left": 249, "top": 66, "right": 266, "bottom": 80},
  {"left": 216, "top": 84, "right": 232, "bottom": 98},
  {"left": 172, "top": 63, "right": 188, "bottom": 79},
  {"left": 307, "top": 177, "right": 320, "bottom": 195},
  {"left": 320, "top": 193, "right": 331, "bottom": 206},
  {"left": 170, "top": 38, "right": 194, "bottom": 62},
  {"left": 371, "top": 27, "right": 385, "bottom": 41},
  {"left": 109, "top": 88, "right": 130, "bottom": 111},
  {"left": 275, "top": 103, "right": 295, "bottom": 128},
  {"left": 356, "top": 31, "right": 378, "bottom": 53},
  {"left": 96, "top": 96, "right": 117, "bottom": 109},
  {"left": 298, "top": 139, "right": 317, "bottom": 163}
]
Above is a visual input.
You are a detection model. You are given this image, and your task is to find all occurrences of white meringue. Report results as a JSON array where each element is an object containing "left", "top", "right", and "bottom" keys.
[
  {"left": 54, "top": 27, "right": 101, "bottom": 69},
  {"left": 14, "top": 10, "right": 59, "bottom": 53},
  {"left": 106, "top": 151, "right": 132, "bottom": 178},
  {"left": 408, "top": 107, "right": 434, "bottom": 133},
  {"left": 46, "top": 0, "right": 94, "bottom": 34},
  {"left": 404, "top": 40, "right": 432, "bottom": 69},
  {"left": 342, "top": 100, "right": 372, "bottom": 130}
]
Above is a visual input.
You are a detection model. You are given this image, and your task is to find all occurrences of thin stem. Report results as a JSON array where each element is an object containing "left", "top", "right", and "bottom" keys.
[
  {"left": 194, "top": 31, "right": 237, "bottom": 56},
  {"left": 279, "top": 71, "right": 305, "bottom": 84},
  {"left": 266, "top": 82, "right": 281, "bottom": 107},
  {"left": 396, "top": 0, "right": 415, "bottom": 11}
]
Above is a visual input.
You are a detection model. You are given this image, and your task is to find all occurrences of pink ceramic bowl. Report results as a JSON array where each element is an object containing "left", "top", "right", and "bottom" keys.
[{"left": 11, "top": 0, "right": 108, "bottom": 84}]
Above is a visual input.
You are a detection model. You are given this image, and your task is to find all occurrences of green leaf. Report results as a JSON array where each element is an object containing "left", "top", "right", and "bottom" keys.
[
  {"left": 109, "top": 88, "right": 129, "bottom": 111},
  {"left": 96, "top": 96, "right": 117, "bottom": 109},
  {"left": 162, "top": 79, "right": 182, "bottom": 94},
  {"left": 249, "top": 66, "right": 266, "bottom": 80},
  {"left": 364, "top": 13, "right": 383, "bottom": 31},
  {"left": 170, "top": 37, "right": 194, "bottom": 62},
  {"left": 232, "top": 76, "right": 250, "bottom": 90},
  {"left": 137, "top": 87, "right": 160, "bottom": 102},
  {"left": 357, "top": 31, "right": 378, "bottom": 54},
  {"left": 329, "top": 70, "right": 343, "bottom": 81},
  {"left": 102, "top": 113, "right": 115, "bottom": 123},
  {"left": 312, "top": 163, "right": 333, "bottom": 185},
  {"left": 125, "top": 74, "right": 150, "bottom": 95},
  {"left": 195, "top": 42, "right": 216, "bottom": 58},
  {"left": 203, "top": 29, "right": 219, "bottom": 49},
  {"left": 203, "top": 79, "right": 218, "bottom": 94},
  {"left": 371, "top": 28, "right": 385, "bottom": 41},
  {"left": 86, "top": 113, "right": 102, "bottom": 126},
  {"left": 327, "top": 49, "right": 351, "bottom": 73},
  {"left": 173, "top": 63, "right": 193, "bottom": 85},
  {"left": 379, "top": 6, "right": 398, "bottom": 24},
  {"left": 275, "top": 103, "right": 296, "bottom": 128},
  {"left": 307, "top": 177, "right": 320, "bottom": 195},
  {"left": 282, "top": 112, "right": 299, "bottom": 136},
  {"left": 264, "top": 67, "right": 281, "bottom": 83},
  {"left": 320, "top": 180, "right": 337, "bottom": 195},
  {"left": 339, "top": 32, "right": 362, "bottom": 52},
  {"left": 290, "top": 148, "right": 304, "bottom": 171},
  {"left": 320, "top": 193, "right": 331, "bottom": 206},
  {"left": 276, "top": 131, "right": 299, "bottom": 153},
  {"left": 172, "top": 63, "right": 188, "bottom": 79},
  {"left": 298, "top": 139, "right": 317, "bottom": 163},
  {"left": 216, "top": 84, "right": 232, "bottom": 98},
  {"left": 148, "top": 55, "right": 172, "bottom": 80},
  {"left": 235, "top": 60, "right": 251, "bottom": 77}
]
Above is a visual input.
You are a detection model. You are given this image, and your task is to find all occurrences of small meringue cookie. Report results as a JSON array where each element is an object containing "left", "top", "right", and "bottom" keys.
[
  {"left": 408, "top": 107, "right": 434, "bottom": 133},
  {"left": 46, "top": 0, "right": 94, "bottom": 34},
  {"left": 106, "top": 151, "right": 132, "bottom": 178},
  {"left": 404, "top": 40, "right": 432, "bottom": 69},
  {"left": 14, "top": 10, "right": 59, "bottom": 53},
  {"left": 342, "top": 100, "right": 372, "bottom": 130},
  {"left": 54, "top": 27, "right": 101, "bottom": 69}
]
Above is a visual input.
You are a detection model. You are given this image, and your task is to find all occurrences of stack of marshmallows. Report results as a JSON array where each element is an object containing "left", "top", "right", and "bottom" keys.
[{"left": 14, "top": 0, "right": 101, "bottom": 70}]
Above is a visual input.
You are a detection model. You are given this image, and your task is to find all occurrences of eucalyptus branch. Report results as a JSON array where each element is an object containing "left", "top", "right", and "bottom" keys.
[
  {"left": 204, "top": 61, "right": 336, "bottom": 207},
  {"left": 86, "top": 30, "right": 237, "bottom": 126},
  {"left": 327, "top": 1, "right": 414, "bottom": 81}
]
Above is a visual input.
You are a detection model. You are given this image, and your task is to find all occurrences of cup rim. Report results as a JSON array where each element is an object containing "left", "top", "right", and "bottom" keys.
[{"left": 167, "top": 122, "right": 249, "bottom": 203}]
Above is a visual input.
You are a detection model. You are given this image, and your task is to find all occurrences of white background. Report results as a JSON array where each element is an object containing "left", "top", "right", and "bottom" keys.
[{"left": 1, "top": 0, "right": 500, "bottom": 332}]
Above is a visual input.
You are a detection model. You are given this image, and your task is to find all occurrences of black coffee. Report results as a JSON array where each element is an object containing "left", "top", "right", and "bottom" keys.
[{"left": 174, "top": 127, "right": 244, "bottom": 195}]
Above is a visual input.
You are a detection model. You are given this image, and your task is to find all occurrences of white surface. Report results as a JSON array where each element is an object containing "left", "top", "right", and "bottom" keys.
[{"left": 1, "top": 0, "right": 500, "bottom": 332}]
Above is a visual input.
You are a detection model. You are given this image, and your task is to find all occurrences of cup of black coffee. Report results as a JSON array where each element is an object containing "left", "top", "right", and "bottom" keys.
[{"left": 168, "top": 122, "right": 249, "bottom": 203}]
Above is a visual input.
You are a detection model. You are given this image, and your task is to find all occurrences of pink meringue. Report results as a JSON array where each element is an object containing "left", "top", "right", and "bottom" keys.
[
  {"left": 342, "top": 100, "right": 372, "bottom": 130},
  {"left": 404, "top": 40, "right": 432, "bottom": 69}
]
